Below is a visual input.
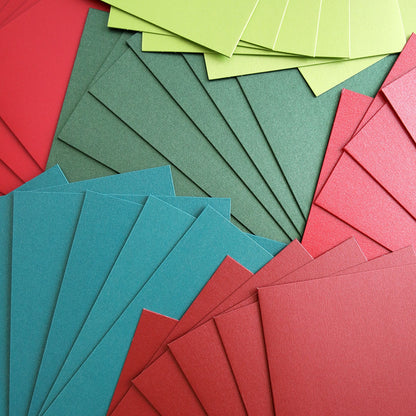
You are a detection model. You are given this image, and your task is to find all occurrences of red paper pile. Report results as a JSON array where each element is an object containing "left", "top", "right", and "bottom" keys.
[
  {"left": 302, "top": 33, "right": 416, "bottom": 259},
  {"left": 107, "top": 238, "right": 416, "bottom": 415},
  {"left": 0, "top": 0, "right": 108, "bottom": 193}
]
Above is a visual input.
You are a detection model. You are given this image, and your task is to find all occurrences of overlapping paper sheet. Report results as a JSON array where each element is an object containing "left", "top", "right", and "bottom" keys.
[
  {"left": 305, "top": 34, "right": 416, "bottom": 257},
  {"left": 46, "top": 9, "right": 400, "bottom": 244},
  {"left": 103, "top": 0, "right": 413, "bottom": 95}
]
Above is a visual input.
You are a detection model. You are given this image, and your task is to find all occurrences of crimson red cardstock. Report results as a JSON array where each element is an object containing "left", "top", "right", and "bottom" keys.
[
  {"left": 107, "top": 310, "right": 178, "bottom": 415},
  {"left": 346, "top": 103, "right": 416, "bottom": 220},
  {"left": 316, "top": 153, "right": 416, "bottom": 251},
  {"left": 0, "top": 159, "right": 23, "bottom": 193},
  {"left": 354, "top": 33, "right": 416, "bottom": 133},
  {"left": 0, "top": 117, "right": 42, "bottom": 182},
  {"left": 382, "top": 66, "right": 416, "bottom": 140},
  {"left": 0, "top": 0, "right": 108, "bottom": 168},
  {"left": 302, "top": 89, "right": 387, "bottom": 259},
  {"left": 259, "top": 264, "right": 416, "bottom": 415}
]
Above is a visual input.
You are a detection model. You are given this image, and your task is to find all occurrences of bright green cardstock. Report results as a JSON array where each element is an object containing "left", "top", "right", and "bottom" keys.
[
  {"left": 238, "top": 54, "right": 396, "bottom": 219},
  {"left": 101, "top": 0, "right": 260, "bottom": 56},
  {"left": 89, "top": 47, "right": 290, "bottom": 240},
  {"left": 127, "top": 35, "right": 300, "bottom": 239},
  {"left": 180, "top": 52, "right": 306, "bottom": 234}
]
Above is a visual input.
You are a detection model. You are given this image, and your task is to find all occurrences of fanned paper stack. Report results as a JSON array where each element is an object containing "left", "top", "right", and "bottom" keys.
[{"left": 104, "top": 0, "right": 416, "bottom": 95}]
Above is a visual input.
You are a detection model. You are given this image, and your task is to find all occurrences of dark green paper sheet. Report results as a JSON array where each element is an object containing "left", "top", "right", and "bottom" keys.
[
  {"left": 88, "top": 48, "right": 290, "bottom": 240},
  {"left": 127, "top": 35, "right": 300, "bottom": 239},
  {"left": 238, "top": 54, "right": 397, "bottom": 219}
]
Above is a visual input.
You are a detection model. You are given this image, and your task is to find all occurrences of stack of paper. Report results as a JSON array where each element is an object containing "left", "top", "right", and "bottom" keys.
[
  {"left": 105, "top": 235, "right": 416, "bottom": 416},
  {"left": 103, "top": 0, "right": 416, "bottom": 95},
  {"left": 303, "top": 33, "right": 416, "bottom": 259},
  {"left": 1, "top": 164, "right": 287, "bottom": 416},
  {"left": 45, "top": 9, "right": 400, "bottom": 242}
]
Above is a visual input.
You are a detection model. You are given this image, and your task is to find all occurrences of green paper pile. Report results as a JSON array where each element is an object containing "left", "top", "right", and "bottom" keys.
[
  {"left": 101, "top": 0, "right": 416, "bottom": 94},
  {"left": 48, "top": 9, "right": 397, "bottom": 242}
]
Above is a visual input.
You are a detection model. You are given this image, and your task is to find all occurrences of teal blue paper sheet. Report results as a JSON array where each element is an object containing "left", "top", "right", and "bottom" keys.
[
  {"left": 42, "top": 206, "right": 272, "bottom": 415},
  {"left": 0, "top": 166, "right": 67, "bottom": 416}
]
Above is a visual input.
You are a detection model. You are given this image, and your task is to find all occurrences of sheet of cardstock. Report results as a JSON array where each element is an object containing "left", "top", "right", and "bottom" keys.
[
  {"left": 299, "top": 55, "right": 388, "bottom": 96},
  {"left": 0, "top": 118, "right": 42, "bottom": 182},
  {"left": 248, "top": 235, "right": 286, "bottom": 256},
  {"left": 0, "top": 0, "right": 108, "bottom": 168},
  {"left": 0, "top": 161, "right": 23, "bottom": 194},
  {"left": 0, "top": 166, "right": 67, "bottom": 416},
  {"left": 182, "top": 52, "right": 306, "bottom": 232},
  {"left": 53, "top": 29, "right": 208, "bottom": 200},
  {"left": 274, "top": 0, "right": 322, "bottom": 56},
  {"left": 41, "top": 208, "right": 272, "bottom": 415},
  {"left": 169, "top": 320, "right": 247, "bottom": 416},
  {"left": 382, "top": 67, "right": 416, "bottom": 139},
  {"left": 47, "top": 9, "right": 122, "bottom": 173},
  {"left": 302, "top": 89, "right": 387, "bottom": 259},
  {"left": 354, "top": 34, "right": 416, "bottom": 134},
  {"left": 346, "top": 104, "right": 416, "bottom": 220},
  {"left": 238, "top": 57, "right": 396, "bottom": 220},
  {"left": 27, "top": 193, "right": 143, "bottom": 416},
  {"left": 349, "top": 0, "right": 405, "bottom": 59},
  {"left": 10, "top": 192, "right": 86, "bottom": 416},
  {"left": 314, "top": 0, "right": 349, "bottom": 58},
  {"left": 215, "top": 245, "right": 416, "bottom": 416},
  {"left": 127, "top": 35, "right": 299, "bottom": 240},
  {"left": 316, "top": 153, "right": 416, "bottom": 251},
  {"left": 0, "top": 0, "right": 34, "bottom": 27},
  {"left": 101, "top": 0, "right": 259, "bottom": 56},
  {"left": 259, "top": 265, "right": 416, "bottom": 415},
  {"left": 107, "top": 310, "right": 178, "bottom": 414},
  {"left": 89, "top": 49, "right": 288, "bottom": 240},
  {"left": 31, "top": 193, "right": 231, "bottom": 416}
]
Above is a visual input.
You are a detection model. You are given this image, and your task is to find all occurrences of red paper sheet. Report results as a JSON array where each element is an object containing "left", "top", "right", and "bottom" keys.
[
  {"left": 0, "top": 0, "right": 38, "bottom": 28},
  {"left": 0, "top": 0, "right": 108, "bottom": 168},
  {"left": 0, "top": 117, "right": 42, "bottom": 181},
  {"left": 382, "top": 66, "right": 416, "bottom": 140},
  {"left": 110, "top": 256, "right": 252, "bottom": 414},
  {"left": 302, "top": 89, "right": 387, "bottom": 259},
  {"left": 129, "top": 242, "right": 312, "bottom": 415},
  {"left": 316, "top": 153, "right": 416, "bottom": 251},
  {"left": 107, "top": 310, "right": 178, "bottom": 414},
  {"left": 354, "top": 33, "right": 416, "bottom": 134},
  {"left": 0, "top": 159, "right": 23, "bottom": 193},
  {"left": 346, "top": 103, "right": 416, "bottom": 220},
  {"left": 259, "top": 264, "right": 416, "bottom": 415}
]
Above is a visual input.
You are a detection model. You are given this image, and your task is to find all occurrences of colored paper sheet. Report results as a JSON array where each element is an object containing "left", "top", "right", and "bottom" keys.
[
  {"left": 316, "top": 153, "right": 416, "bottom": 251},
  {"left": 41, "top": 207, "right": 272, "bottom": 415},
  {"left": 237, "top": 56, "right": 396, "bottom": 219},
  {"left": 101, "top": 0, "right": 259, "bottom": 56},
  {"left": 181, "top": 52, "right": 306, "bottom": 234},
  {"left": 169, "top": 320, "right": 247, "bottom": 416},
  {"left": 346, "top": 104, "right": 416, "bottom": 220},
  {"left": 0, "top": 118, "right": 42, "bottom": 182},
  {"left": 50, "top": 20, "right": 206, "bottom": 199},
  {"left": 302, "top": 89, "right": 387, "bottom": 259},
  {"left": 349, "top": 0, "right": 405, "bottom": 59},
  {"left": 9, "top": 168, "right": 175, "bottom": 416},
  {"left": 29, "top": 193, "right": 231, "bottom": 416},
  {"left": 107, "top": 310, "right": 178, "bottom": 415},
  {"left": 46, "top": 9, "right": 121, "bottom": 177},
  {"left": 0, "top": 160, "right": 23, "bottom": 194},
  {"left": 215, "top": 245, "right": 416, "bottom": 416},
  {"left": 89, "top": 48, "right": 289, "bottom": 240},
  {"left": 0, "top": 0, "right": 108, "bottom": 168},
  {"left": 354, "top": 34, "right": 416, "bottom": 133},
  {"left": 0, "top": 166, "right": 67, "bottom": 416},
  {"left": 0, "top": 0, "right": 39, "bottom": 29},
  {"left": 274, "top": 0, "right": 322, "bottom": 57},
  {"left": 314, "top": 0, "right": 349, "bottom": 58},
  {"left": 127, "top": 35, "right": 299, "bottom": 240},
  {"left": 259, "top": 265, "right": 416, "bottom": 415},
  {"left": 382, "top": 67, "right": 416, "bottom": 140}
]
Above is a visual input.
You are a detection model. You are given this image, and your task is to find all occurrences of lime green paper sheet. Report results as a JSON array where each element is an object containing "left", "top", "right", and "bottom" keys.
[{"left": 102, "top": 0, "right": 259, "bottom": 56}]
